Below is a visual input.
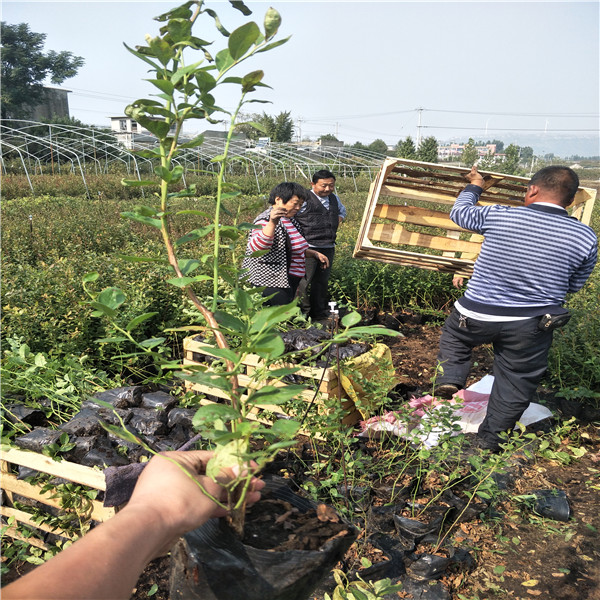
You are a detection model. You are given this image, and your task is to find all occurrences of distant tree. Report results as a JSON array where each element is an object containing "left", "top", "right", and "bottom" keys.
[
  {"left": 491, "top": 139, "right": 504, "bottom": 153},
  {"left": 270, "top": 111, "right": 294, "bottom": 142},
  {"left": 520, "top": 146, "right": 534, "bottom": 162},
  {"left": 396, "top": 136, "right": 417, "bottom": 159},
  {"left": 235, "top": 111, "right": 294, "bottom": 142},
  {"left": 350, "top": 141, "right": 369, "bottom": 151},
  {"left": 501, "top": 144, "right": 521, "bottom": 174},
  {"left": 318, "top": 133, "right": 340, "bottom": 143},
  {"left": 477, "top": 151, "right": 497, "bottom": 170},
  {"left": 1, "top": 22, "right": 84, "bottom": 119},
  {"left": 461, "top": 138, "right": 478, "bottom": 167},
  {"left": 416, "top": 136, "right": 439, "bottom": 163},
  {"left": 369, "top": 139, "right": 388, "bottom": 155}
]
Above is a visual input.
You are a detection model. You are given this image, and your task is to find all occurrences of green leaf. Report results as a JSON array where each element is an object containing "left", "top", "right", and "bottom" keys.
[
  {"left": 242, "top": 69, "right": 264, "bottom": 93},
  {"left": 195, "top": 70, "right": 217, "bottom": 92},
  {"left": 101, "top": 422, "right": 142, "bottom": 445},
  {"left": 98, "top": 287, "right": 126, "bottom": 310},
  {"left": 214, "top": 311, "right": 246, "bottom": 333},
  {"left": 145, "top": 78, "right": 175, "bottom": 95},
  {"left": 83, "top": 272, "right": 99, "bottom": 283},
  {"left": 255, "top": 36, "right": 290, "bottom": 54},
  {"left": 95, "top": 336, "right": 128, "bottom": 344},
  {"left": 341, "top": 311, "right": 362, "bottom": 327},
  {"left": 193, "top": 403, "right": 240, "bottom": 427},
  {"left": 194, "top": 346, "right": 239, "bottom": 364},
  {"left": 177, "top": 258, "right": 201, "bottom": 275},
  {"left": 175, "top": 225, "right": 215, "bottom": 246},
  {"left": 139, "top": 337, "right": 166, "bottom": 349},
  {"left": 155, "top": 166, "right": 172, "bottom": 182},
  {"left": 146, "top": 35, "right": 175, "bottom": 65},
  {"left": 264, "top": 7, "right": 281, "bottom": 39},
  {"left": 228, "top": 22, "right": 260, "bottom": 60},
  {"left": 121, "top": 211, "right": 162, "bottom": 229},
  {"left": 269, "top": 419, "right": 301, "bottom": 438},
  {"left": 204, "top": 8, "right": 230, "bottom": 36},
  {"left": 179, "top": 134, "right": 205, "bottom": 149},
  {"left": 249, "top": 303, "right": 299, "bottom": 334},
  {"left": 215, "top": 48, "right": 234, "bottom": 73},
  {"left": 247, "top": 385, "right": 305, "bottom": 405},
  {"left": 121, "top": 179, "right": 157, "bottom": 187},
  {"left": 147, "top": 583, "right": 159, "bottom": 597},
  {"left": 493, "top": 565, "right": 506, "bottom": 575},
  {"left": 167, "top": 18, "right": 192, "bottom": 43},
  {"left": 252, "top": 332, "right": 285, "bottom": 358},
  {"left": 126, "top": 312, "right": 158, "bottom": 332},
  {"left": 230, "top": 0, "right": 252, "bottom": 16}
]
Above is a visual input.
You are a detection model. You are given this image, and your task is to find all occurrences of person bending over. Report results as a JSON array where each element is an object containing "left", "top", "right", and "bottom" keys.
[{"left": 435, "top": 165, "right": 597, "bottom": 451}]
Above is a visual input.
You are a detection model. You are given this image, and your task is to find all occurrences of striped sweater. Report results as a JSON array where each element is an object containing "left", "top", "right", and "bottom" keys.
[
  {"left": 452, "top": 184, "right": 598, "bottom": 316},
  {"left": 248, "top": 217, "right": 309, "bottom": 277}
]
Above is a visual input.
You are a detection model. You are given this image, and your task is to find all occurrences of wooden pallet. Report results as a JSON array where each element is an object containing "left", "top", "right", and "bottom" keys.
[
  {"left": 353, "top": 158, "right": 597, "bottom": 278},
  {"left": 1, "top": 447, "right": 114, "bottom": 549},
  {"left": 182, "top": 337, "right": 362, "bottom": 426}
]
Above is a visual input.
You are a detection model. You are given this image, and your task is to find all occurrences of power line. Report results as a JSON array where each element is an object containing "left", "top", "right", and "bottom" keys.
[{"left": 422, "top": 125, "right": 598, "bottom": 132}]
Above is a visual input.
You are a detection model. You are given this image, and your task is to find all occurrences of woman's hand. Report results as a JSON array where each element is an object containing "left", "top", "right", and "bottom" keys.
[{"left": 307, "top": 250, "right": 329, "bottom": 269}]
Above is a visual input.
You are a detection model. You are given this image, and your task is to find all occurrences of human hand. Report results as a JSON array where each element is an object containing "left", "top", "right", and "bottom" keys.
[
  {"left": 125, "top": 451, "right": 264, "bottom": 544},
  {"left": 315, "top": 252, "right": 330, "bottom": 269},
  {"left": 452, "top": 275, "right": 464, "bottom": 288},
  {"left": 270, "top": 206, "right": 288, "bottom": 223},
  {"left": 464, "top": 165, "right": 484, "bottom": 187}
]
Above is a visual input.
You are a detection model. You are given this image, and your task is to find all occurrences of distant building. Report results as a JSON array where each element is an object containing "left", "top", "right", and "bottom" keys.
[
  {"left": 109, "top": 116, "right": 178, "bottom": 149},
  {"left": 437, "top": 143, "right": 497, "bottom": 160}
]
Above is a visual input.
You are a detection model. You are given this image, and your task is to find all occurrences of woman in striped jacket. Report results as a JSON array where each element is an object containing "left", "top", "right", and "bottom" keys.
[{"left": 242, "top": 182, "right": 330, "bottom": 305}]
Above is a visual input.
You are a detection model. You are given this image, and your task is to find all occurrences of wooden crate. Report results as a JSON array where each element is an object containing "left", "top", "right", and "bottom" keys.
[
  {"left": 1, "top": 447, "right": 114, "bottom": 549},
  {"left": 354, "top": 158, "right": 597, "bottom": 278},
  {"left": 182, "top": 337, "right": 362, "bottom": 426}
]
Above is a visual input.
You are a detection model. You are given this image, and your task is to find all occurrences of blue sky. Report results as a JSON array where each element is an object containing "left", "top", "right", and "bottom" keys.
[{"left": 3, "top": 1, "right": 599, "bottom": 155}]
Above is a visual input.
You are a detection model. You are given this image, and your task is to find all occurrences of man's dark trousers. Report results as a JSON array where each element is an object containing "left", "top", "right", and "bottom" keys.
[
  {"left": 300, "top": 247, "right": 335, "bottom": 320},
  {"left": 437, "top": 308, "right": 554, "bottom": 448}
]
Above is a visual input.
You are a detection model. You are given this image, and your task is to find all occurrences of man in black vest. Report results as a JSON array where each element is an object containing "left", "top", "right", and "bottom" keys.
[{"left": 294, "top": 169, "right": 347, "bottom": 321}]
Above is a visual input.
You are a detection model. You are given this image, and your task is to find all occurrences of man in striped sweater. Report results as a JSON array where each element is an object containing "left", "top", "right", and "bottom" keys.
[{"left": 436, "top": 165, "right": 597, "bottom": 451}]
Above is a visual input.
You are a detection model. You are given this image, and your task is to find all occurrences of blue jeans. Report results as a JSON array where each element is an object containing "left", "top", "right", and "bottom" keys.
[{"left": 437, "top": 308, "right": 554, "bottom": 448}]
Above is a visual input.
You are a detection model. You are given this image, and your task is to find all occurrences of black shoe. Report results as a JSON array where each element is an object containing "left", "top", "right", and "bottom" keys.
[
  {"left": 434, "top": 384, "right": 460, "bottom": 399},
  {"left": 471, "top": 435, "right": 500, "bottom": 453}
]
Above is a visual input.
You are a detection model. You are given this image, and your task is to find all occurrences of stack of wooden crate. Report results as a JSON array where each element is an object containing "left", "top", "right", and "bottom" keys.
[
  {"left": 1, "top": 448, "right": 114, "bottom": 550},
  {"left": 182, "top": 336, "right": 361, "bottom": 426}
]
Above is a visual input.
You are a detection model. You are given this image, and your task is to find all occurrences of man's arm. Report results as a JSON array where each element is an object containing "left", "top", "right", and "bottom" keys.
[
  {"left": 568, "top": 245, "right": 598, "bottom": 293},
  {"left": 449, "top": 166, "right": 491, "bottom": 233},
  {"left": 3, "top": 451, "right": 264, "bottom": 600},
  {"left": 336, "top": 195, "right": 347, "bottom": 223}
]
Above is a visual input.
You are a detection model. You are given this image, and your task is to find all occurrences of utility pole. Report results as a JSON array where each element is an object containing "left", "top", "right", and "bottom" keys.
[
  {"left": 416, "top": 107, "right": 423, "bottom": 148},
  {"left": 297, "top": 117, "right": 303, "bottom": 142}
]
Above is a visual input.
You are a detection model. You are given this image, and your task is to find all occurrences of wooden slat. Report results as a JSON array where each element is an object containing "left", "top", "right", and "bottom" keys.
[
  {"left": 1, "top": 506, "right": 78, "bottom": 540},
  {"left": 182, "top": 338, "right": 338, "bottom": 382},
  {"left": 374, "top": 204, "right": 460, "bottom": 229},
  {"left": 368, "top": 223, "right": 483, "bottom": 253},
  {"left": 2, "top": 448, "right": 106, "bottom": 491},
  {"left": 2, "top": 526, "right": 49, "bottom": 550},
  {"left": 1, "top": 473, "right": 114, "bottom": 522}
]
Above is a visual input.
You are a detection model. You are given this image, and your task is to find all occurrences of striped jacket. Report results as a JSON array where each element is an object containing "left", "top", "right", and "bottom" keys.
[{"left": 452, "top": 184, "right": 598, "bottom": 317}]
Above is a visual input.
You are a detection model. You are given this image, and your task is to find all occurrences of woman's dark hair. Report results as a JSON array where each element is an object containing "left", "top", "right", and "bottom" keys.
[
  {"left": 529, "top": 166, "right": 579, "bottom": 206},
  {"left": 312, "top": 169, "right": 336, "bottom": 184},
  {"left": 268, "top": 182, "right": 309, "bottom": 205}
]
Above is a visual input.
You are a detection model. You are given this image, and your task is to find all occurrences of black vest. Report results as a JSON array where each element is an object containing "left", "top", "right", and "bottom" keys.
[{"left": 294, "top": 191, "right": 339, "bottom": 247}]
